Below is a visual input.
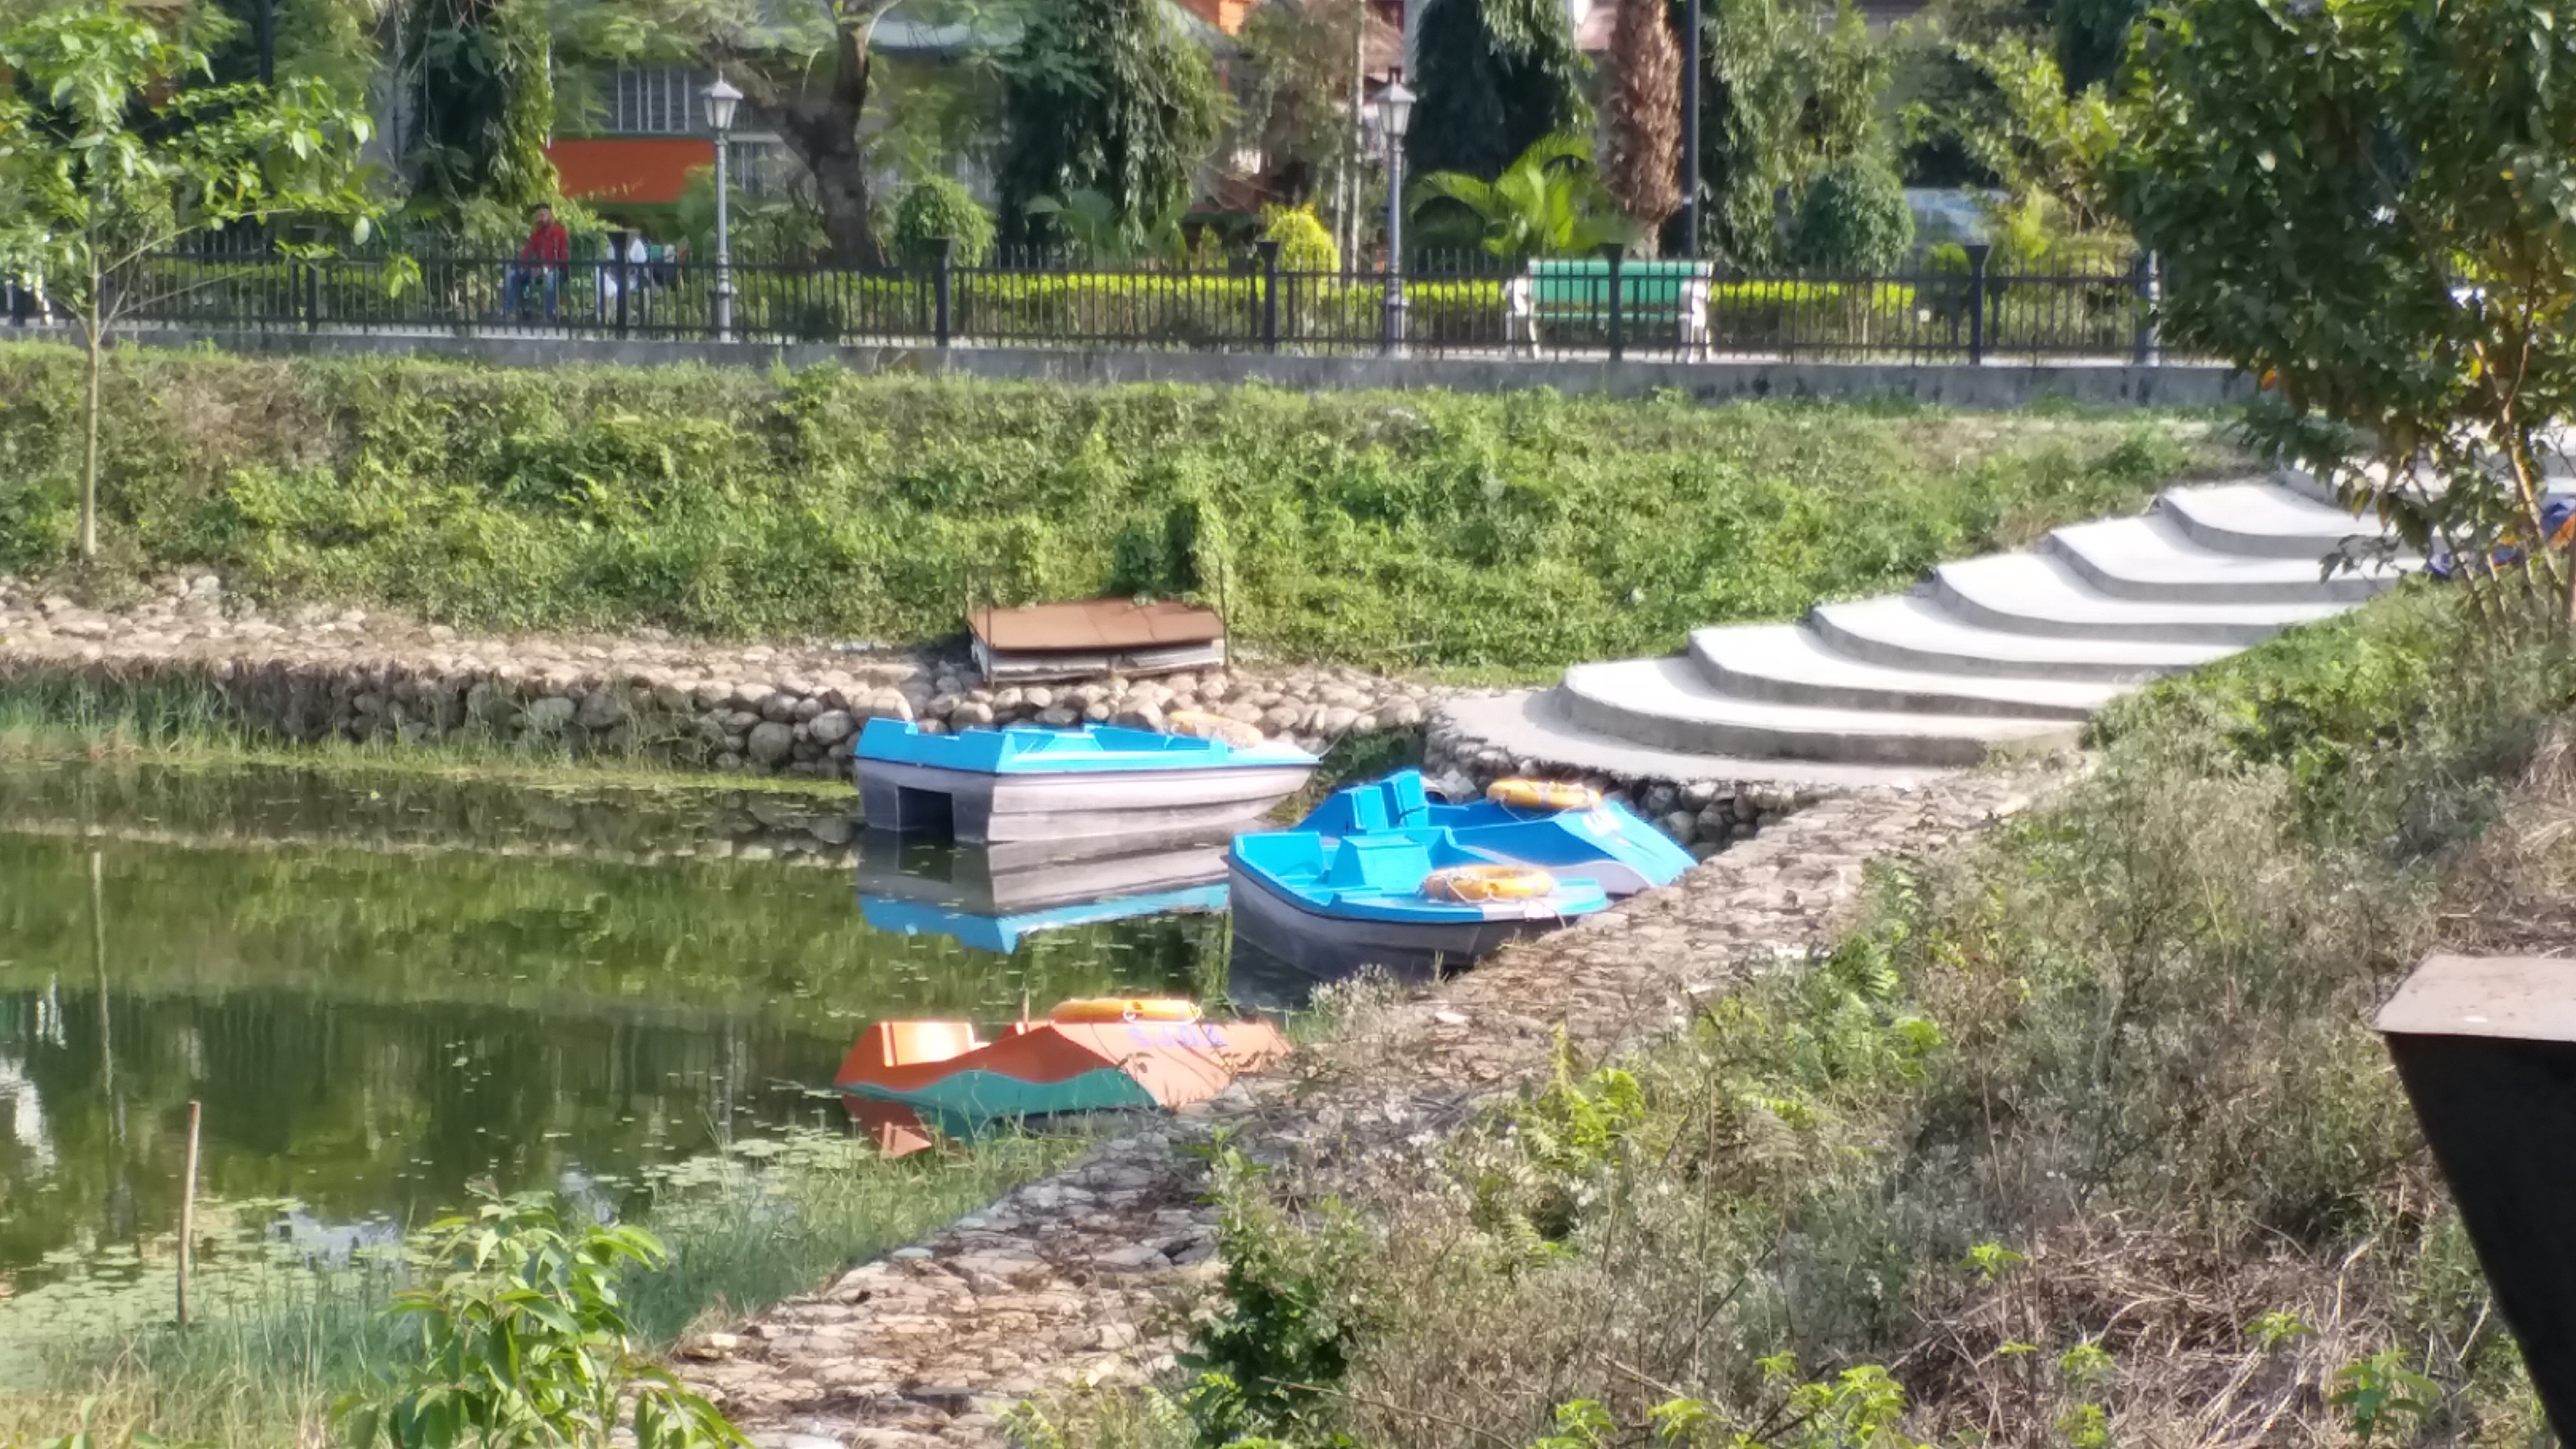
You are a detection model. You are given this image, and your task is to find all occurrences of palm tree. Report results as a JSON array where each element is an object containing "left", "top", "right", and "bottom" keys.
[{"left": 1410, "top": 133, "right": 1640, "bottom": 261}]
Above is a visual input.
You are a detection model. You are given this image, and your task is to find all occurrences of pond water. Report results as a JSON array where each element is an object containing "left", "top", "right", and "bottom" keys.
[{"left": 0, "top": 763, "right": 1235, "bottom": 1375}]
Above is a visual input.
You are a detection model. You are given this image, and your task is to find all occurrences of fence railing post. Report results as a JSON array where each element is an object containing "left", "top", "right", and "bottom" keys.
[
  {"left": 1603, "top": 244, "right": 1627, "bottom": 362},
  {"left": 1964, "top": 243, "right": 1991, "bottom": 366},
  {"left": 934, "top": 237, "right": 955, "bottom": 350},
  {"left": 1257, "top": 239, "right": 1281, "bottom": 353},
  {"left": 304, "top": 258, "right": 321, "bottom": 334},
  {"left": 617, "top": 251, "right": 632, "bottom": 339},
  {"left": 2133, "top": 249, "right": 2161, "bottom": 367}
]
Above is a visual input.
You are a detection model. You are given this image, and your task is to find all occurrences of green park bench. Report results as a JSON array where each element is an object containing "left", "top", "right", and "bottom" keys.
[{"left": 1504, "top": 257, "right": 1715, "bottom": 356}]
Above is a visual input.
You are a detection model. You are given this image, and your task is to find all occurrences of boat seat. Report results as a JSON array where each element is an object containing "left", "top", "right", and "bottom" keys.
[
  {"left": 1387, "top": 771, "right": 1432, "bottom": 826},
  {"left": 1324, "top": 834, "right": 1437, "bottom": 893},
  {"left": 1346, "top": 788, "right": 1391, "bottom": 834}
]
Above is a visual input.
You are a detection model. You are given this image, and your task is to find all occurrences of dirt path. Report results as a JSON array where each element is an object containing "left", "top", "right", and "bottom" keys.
[{"left": 678, "top": 766, "right": 2058, "bottom": 1449}]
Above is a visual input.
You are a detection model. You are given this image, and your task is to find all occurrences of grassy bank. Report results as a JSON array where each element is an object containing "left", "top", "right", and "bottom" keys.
[
  {"left": 0, "top": 1130, "right": 1081, "bottom": 1449},
  {"left": 0, "top": 345, "right": 2234, "bottom": 670},
  {"left": 1060, "top": 582, "right": 2576, "bottom": 1449}
]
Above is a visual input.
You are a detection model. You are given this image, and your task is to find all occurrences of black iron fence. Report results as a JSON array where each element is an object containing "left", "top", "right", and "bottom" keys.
[{"left": 4, "top": 242, "right": 2175, "bottom": 364}]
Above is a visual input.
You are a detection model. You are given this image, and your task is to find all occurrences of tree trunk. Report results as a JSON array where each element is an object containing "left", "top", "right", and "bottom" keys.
[
  {"left": 81, "top": 320, "right": 102, "bottom": 563},
  {"left": 765, "top": 19, "right": 885, "bottom": 269}
]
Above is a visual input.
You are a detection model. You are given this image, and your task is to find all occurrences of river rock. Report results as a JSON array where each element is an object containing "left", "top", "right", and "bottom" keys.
[
  {"left": 577, "top": 688, "right": 628, "bottom": 730},
  {"left": 522, "top": 696, "right": 577, "bottom": 733},
  {"left": 746, "top": 721, "right": 795, "bottom": 766},
  {"left": 807, "top": 709, "right": 858, "bottom": 746}
]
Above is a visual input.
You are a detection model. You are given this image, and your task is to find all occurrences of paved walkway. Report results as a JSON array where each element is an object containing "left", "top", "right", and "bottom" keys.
[{"left": 675, "top": 764, "right": 2059, "bottom": 1449}]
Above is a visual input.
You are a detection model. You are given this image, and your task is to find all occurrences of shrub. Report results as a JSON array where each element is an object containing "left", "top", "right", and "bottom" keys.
[
  {"left": 1259, "top": 203, "right": 1341, "bottom": 275},
  {"left": 1790, "top": 157, "right": 1916, "bottom": 273},
  {"left": 892, "top": 176, "right": 997, "bottom": 269}
]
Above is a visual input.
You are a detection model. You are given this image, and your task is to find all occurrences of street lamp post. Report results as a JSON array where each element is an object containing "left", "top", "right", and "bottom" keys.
[
  {"left": 702, "top": 77, "right": 743, "bottom": 343},
  {"left": 1369, "top": 70, "right": 1416, "bottom": 356}
]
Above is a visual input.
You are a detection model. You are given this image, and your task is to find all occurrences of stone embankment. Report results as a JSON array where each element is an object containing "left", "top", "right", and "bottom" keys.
[
  {"left": 0, "top": 572, "right": 1433, "bottom": 766},
  {"left": 675, "top": 764, "right": 2058, "bottom": 1449},
  {"left": 0, "top": 575, "right": 1815, "bottom": 856}
]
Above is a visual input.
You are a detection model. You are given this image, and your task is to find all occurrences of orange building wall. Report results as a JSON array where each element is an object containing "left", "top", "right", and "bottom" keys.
[{"left": 545, "top": 137, "right": 717, "bottom": 206}]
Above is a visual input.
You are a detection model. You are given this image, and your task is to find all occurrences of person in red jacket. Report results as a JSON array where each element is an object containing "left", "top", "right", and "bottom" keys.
[{"left": 505, "top": 203, "right": 571, "bottom": 323}]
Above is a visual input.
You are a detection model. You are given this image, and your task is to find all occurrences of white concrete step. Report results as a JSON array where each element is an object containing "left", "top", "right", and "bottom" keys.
[
  {"left": 1807, "top": 595, "right": 2231, "bottom": 683},
  {"left": 1687, "top": 623, "right": 2120, "bottom": 720},
  {"left": 1437, "top": 689, "right": 1950, "bottom": 789},
  {"left": 2042, "top": 513, "right": 2405, "bottom": 605},
  {"left": 1931, "top": 552, "right": 2347, "bottom": 645},
  {"left": 2158, "top": 480, "right": 2378, "bottom": 560},
  {"left": 1557, "top": 656, "right": 2079, "bottom": 768}
]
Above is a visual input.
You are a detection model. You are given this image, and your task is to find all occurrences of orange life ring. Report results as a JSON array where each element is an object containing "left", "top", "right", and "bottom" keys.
[
  {"left": 1049, "top": 997, "right": 1204, "bottom": 1025},
  {"left": 1485, "top": 778, "right": 1603, "bottom": 812},
  {"left": 1167, "top": 710, "right": 1264, "bottom": 749},
  {"left": 1420, "top": 864, "right": 1558, "bottom": 903}
]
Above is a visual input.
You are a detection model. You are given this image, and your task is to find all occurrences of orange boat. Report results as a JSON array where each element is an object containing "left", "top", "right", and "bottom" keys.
[{"left": 836, "top": 1002, "right": 1291, "bottom": 1156}]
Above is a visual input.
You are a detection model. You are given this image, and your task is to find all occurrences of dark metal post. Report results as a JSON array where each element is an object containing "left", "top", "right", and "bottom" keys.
[
  {"left": 615, "top": 231, "right": 632, "bottom": 339},
  {"left": 1257, "top": 239, "right": 1281, "bottom": 353},
  {"left": 1680, "top": 0, "right": 1701, "bottom": 258},
  {"left": 1964, "top": 242, "right": 1991, "bottom": 366},
  {"left": 933, "top": 236, "right": 955, "bottom": 349},
  {"left": 1603, "top": 243, "right": 1626, "bottom": 361},
  {"left": 2378, "top": 954, "right": 2576, "bottom": 1445},
  {"left": 2133, "top": 250, "right": 2161, "bottom": 367},
  {"left": 304, "top": 257, "right": 320, "bottom": 333}
]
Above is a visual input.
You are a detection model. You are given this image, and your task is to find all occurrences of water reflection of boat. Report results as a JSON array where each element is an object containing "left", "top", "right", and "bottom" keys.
[
  {"left": 835, "top": 1003, "right": 1290, "bottom": 1156},
  {"left": 855, "top": 833, "right": 1232, "bottom": 954},
  {"left": 853, "top": 721, "right": 1316, "bottom": 849}
]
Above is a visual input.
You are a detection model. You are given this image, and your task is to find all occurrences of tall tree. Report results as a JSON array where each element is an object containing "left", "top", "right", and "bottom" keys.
[
  {"left": 1407, "top": 0, "right": 1589, "bottom": 183},
  {"left": 1690, "top": 0, "right": 1884, "bottom": 263},
  {"left": 992, "top": 0, "right": 1223, "bottom": 247},
  {"left": 0, "top": 3, "right": 381, "bottom": 562},
  {"left": 2120, "top": 0, "right": 2576, "bottom": 626},
  {"left": 403, "top": 0, "right": 558, "bottom": 216},
  {"left": 581, "top": 0, "right": 940, "bottom": 268},
  {"left": 1600, "top": 0, "right": 1680, "bottom": 241}
]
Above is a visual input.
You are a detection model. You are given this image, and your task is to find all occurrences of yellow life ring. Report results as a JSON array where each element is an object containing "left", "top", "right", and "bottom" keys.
[
  {"left": 1167, "top": 710, "right": 1265, "bottom": 750},
  {"left": 1420, "top": 864, "right": 1558, "bottom": 903},
  {"left": 1485, "top": 778, "right": 1603, "bottom": 812},
  {"left": 1049, "top": 997, "right": 1204, "bottom": 1025}
]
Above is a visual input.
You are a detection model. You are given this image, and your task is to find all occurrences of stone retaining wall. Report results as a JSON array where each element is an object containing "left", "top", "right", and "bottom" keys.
[
  {"left": 1423, "top": 700, "right": 1811, "bottom": 860},
  {"left": 0, "top": 576, "right": 1782, "bottom": 856}
]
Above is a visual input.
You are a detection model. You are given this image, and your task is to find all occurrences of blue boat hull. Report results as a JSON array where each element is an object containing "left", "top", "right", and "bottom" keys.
[
  {"left": 857, "top": 757, "right": 1315, "bottom": 847},
  {"left": 1227, "top": 859, "right": 1596, "bottom": 981}
]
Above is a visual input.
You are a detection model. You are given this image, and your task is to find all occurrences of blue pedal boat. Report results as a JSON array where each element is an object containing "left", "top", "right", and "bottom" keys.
[
  {"left": 1294, "top": 770, "right": 1694, "bottom": 897},
  {"left": 1227, "top": 827, "right": 1613, "bottom": 981},
  {"left": 854, "top": 720, "right": 1317, "bottom": 850}
]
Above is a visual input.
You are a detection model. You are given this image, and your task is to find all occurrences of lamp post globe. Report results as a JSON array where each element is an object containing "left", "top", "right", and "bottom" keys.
[{"left": 702, "top": 78, "right": 744, "bottom": 342}]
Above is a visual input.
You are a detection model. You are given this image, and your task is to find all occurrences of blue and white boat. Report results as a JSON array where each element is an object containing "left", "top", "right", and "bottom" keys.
[
  {"left": 855, "top": 833, "right": 1233, "bottom": 955},
  {"left": 1227, "top": 827, "right": 1613, "bottom": 980},
  {"left": 1292, "top": 770, "right": 1694, "bottom": 897},
  {"left": 854, "top": 720, "right": 1317, "bottom": 849}
]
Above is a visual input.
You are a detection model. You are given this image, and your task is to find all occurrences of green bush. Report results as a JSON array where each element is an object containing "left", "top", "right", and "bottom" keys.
[
  {"left": 0, "top": 344, "right": 2222, "bottom": 670},
  {"left": 893, "top": 176, "right": 997, "bottom": 269},
  {"left": 1260, "top": 203, "right": 1341, "bottom": 275},
  {"left": 1789, "top": 157, "right": 1916, "bottom": 273}
]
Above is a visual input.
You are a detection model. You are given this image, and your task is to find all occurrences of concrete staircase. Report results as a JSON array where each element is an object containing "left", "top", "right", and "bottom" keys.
[{"left": 1437, "top": 473, "right": 2404, "bottom": 787}]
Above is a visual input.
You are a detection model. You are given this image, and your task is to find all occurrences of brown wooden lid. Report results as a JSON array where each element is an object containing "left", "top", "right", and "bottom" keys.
[{"left": 969, "top": 598, "right": 1224, "bottom": 652}]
